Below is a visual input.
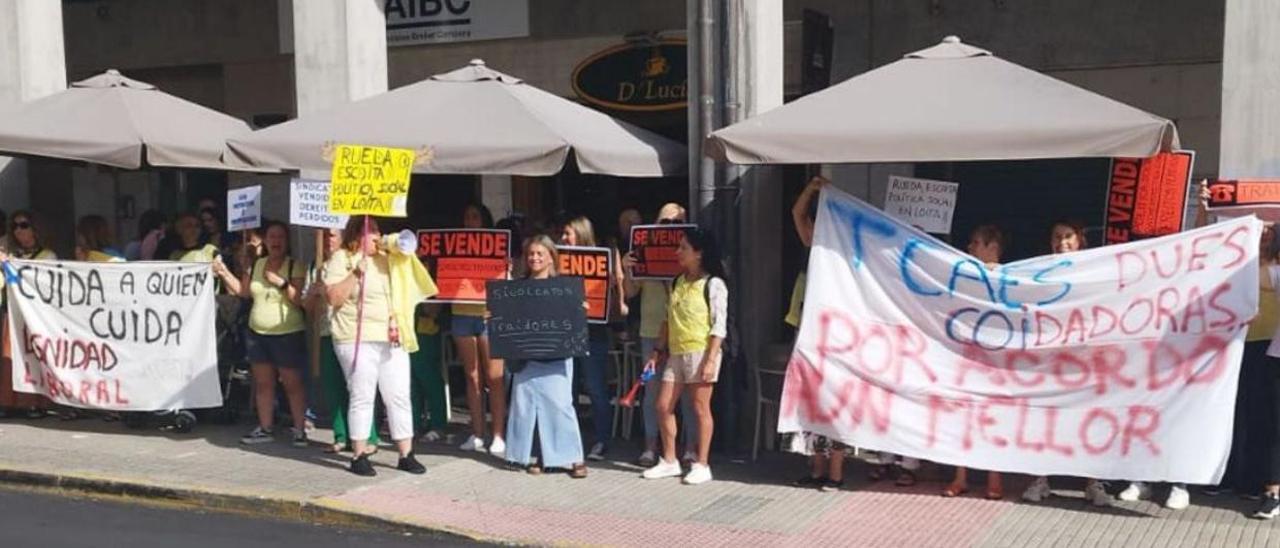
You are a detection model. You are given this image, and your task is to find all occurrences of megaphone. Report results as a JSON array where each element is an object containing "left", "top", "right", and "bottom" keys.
[{"left": 381, "top": 229, "right": 418, "bottom": 256}]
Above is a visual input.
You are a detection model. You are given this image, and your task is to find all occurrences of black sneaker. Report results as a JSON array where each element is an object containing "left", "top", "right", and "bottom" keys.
[
  {"left": 821, "top": 478, "right": 845, "bottom": 492},
  {"left": 350, "top": 454, "right": 377, "bottom": 477},
  {"left": 291, "top": 428, "right": 308, "bottom": 448},
  {"left": 793, "top": 475, "right": 826, "bottom": 488},
  {"left": 1253, "top": 494, "right": 1280, "bottom": 520},
  {"left": 397, "top": 452, "right": 426, "bottom": 475},
  {"left": 240, "top": 426, "right": 274, "bottom": 445}
]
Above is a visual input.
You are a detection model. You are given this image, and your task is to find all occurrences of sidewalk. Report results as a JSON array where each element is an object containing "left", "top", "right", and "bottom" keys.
[{"left": 0, "top": 418, "right": 1276, "bottom": 547}]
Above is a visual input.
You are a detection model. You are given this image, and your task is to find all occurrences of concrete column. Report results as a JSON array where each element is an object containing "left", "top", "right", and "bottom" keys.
[
  {"left": 0, "top": 0, "right": 67, "bottom": 212},
  {"left": 277, "top": 0, "right": 388, "bottom": 261},
  {"left": 481, "top": 175, "right": 513, "bottom": 220},
  {"left": 730, "top": 0, "right": 784, "bottom": 453},
  {"left": 1220, "top": 0, "right": 1280, "bottom": 177}
]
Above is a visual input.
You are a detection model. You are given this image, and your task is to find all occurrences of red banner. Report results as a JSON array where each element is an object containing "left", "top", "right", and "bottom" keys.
[
  {"left": 416, "top": 229, "right": 510, "bottom": 303},
  {"left": 1104, "top": 151, "right": 1195, "bottom": 244}
]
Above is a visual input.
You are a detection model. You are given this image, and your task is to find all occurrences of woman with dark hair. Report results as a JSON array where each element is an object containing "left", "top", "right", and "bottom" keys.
[
  {"left": 453, "top": 202, "right": 509, "bottom": 456},
  {"left": 213, "top": 220, "right": 310, "bottom": 447},
  {"left": 0, "top": 210, "right": 54, "bottom": 419},
  {"left": 504, "top": 235, "right": 589, "bottom": 478},
  {"left": 641, "top": 227, "right": 729, "bottom": 485},
  {"left": 1022, "top": 219, "right": 1111, "bottom": 507},
  {"left": 126, "top": 209, "right": 167, "bottom": 261},
  {"left": 75, "top": 215, "right": 125, "bottom": 263},
  {"left": 324, "top": 216, "right": 435, "bottom": 476}
]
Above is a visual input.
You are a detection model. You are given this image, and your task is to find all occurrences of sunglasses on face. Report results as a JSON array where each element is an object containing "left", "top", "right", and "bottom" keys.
[{"left": 13, "top": 221, "right": 31, "bottom": 230}]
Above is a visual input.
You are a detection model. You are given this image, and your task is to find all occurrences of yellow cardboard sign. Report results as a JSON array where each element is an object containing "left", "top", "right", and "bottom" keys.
[{"left": 329, "top": 144, "right": 414, "bottom": 217}]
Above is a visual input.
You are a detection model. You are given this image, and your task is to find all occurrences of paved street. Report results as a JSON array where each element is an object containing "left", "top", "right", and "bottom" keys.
[
  {"left": 0, "top": 418, "right": 1277, "bottom": 547},
  {"left": 0, "top": 484, "right": 484, "bottom": 548}
]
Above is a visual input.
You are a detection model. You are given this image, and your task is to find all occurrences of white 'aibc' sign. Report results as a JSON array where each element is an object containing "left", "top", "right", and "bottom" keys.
[
  {"left": 883, "top": 175, "right": 959, "bottom": 235},
  {"left": 290, "top": 179, "right": 349, "bottom": 230},
  {"left": 384, "top": 0, "right": 529, "bottom": 46}
]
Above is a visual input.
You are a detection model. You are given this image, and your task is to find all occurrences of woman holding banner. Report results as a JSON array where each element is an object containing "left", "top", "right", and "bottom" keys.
[
  {"left": 504, "top": 235, "right": 589, "bottom": 478},
  {"left": 325, "top": 216, "right": 436, "bottom": 477},
  {"left": 1021, "top": 220, "right": 1111, "bottom": 507},
  {"left": 0, "top": 211, "right": 54, "bottom": 419},
  {"left": 75, "top": 215, "right": 126, "bottom": 263},
  {"left": 453, "top": 203, "right": 509, "bottom": 457},
  {"left": 622, "top": 203, "right": 699, "bottom": 468},
  {"left": 641, "top": 228, "right": 728, "bottom": 486},
  {"left": 213, "top": 221, "right": 310, "bottom": 447},
  {"left": 561, "top": 216, "right": 628, "bottom": 462}
]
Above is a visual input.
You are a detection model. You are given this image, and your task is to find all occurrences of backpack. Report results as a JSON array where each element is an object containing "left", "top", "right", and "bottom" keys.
[{"left": 700, "top": 276, "right": 740, "bottom": 368}]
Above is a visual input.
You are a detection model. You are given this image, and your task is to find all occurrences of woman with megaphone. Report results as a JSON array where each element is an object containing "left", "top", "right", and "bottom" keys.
[{"left": 322, "top": 217, "right": 437, "bottom": 477}]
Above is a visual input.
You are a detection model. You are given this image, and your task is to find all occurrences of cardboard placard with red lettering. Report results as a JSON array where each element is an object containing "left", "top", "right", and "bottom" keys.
[
  {"left": 1206, "top": 179, "right": 1280, "bottom": 222},
  {"left": 1104, "top": 150, "right": 1195, "bottom": 244},
  {"left": 415, "top": 229, "right": 510, "bottom": 303},
  {"left": 629, "top": 224, "right": 696, "bottom": 280},
  {"left": 556, "top": 245, "right": 612, "bottom": 324}
]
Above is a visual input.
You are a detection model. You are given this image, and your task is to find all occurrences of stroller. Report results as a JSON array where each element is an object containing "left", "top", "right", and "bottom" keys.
[{"left": 122, "top": 294, "right": 252, "bottom": 432}]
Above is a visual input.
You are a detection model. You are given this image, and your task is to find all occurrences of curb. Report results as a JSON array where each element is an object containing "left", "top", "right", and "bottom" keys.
[{"left": 0, "top": 467, "right": 500, "bottom": 545}]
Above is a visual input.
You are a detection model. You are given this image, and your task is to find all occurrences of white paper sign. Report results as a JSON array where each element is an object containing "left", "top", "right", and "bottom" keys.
[
  {"left": 227, "top": 185, "right": 262, "bottom": 232},
  {"left": 385, "top": 0, "right": 529, "bottom": 47},
  {"left": 6, "top": 260, "right": 222, "bottom": 411},
  {"left": 883, "top": 175, "right": 959, "bottom": 234},
  {"left": 290, "top": 179, "right": 349, "bottom": 230},
  {"left": 778, "top": 186, "right": 1261, "bottom": 483}
]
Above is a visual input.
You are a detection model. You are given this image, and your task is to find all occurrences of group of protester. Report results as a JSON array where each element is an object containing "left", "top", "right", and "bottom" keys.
[
  {"left": 0, "top": 198, "right": 731, "bottom": 487},
  {"left": 785, "top": 177, "right": 1280, "bottom": 520},
  {"left": 6, "top": 175, "right": 1277, "bottom": 516}
]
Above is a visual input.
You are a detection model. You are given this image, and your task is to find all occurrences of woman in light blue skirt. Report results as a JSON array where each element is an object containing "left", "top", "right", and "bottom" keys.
[{"left": 503, "top": 235, "right": 587, "bottom": 478}]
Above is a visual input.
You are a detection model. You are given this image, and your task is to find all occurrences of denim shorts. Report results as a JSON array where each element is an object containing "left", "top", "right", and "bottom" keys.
[
  {"left": 246, "top": 331, "right": 307, "bottom": 369},
  {"left": 452, "top": 315, "right": 487, "bottom": 337}
]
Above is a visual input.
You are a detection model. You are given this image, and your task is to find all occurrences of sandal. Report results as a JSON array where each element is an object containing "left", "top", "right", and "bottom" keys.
[
  {"left": 570, "top": 463, "right": 588, "bottom": 479},
  {"left": 895, "top": 470, "right": 917, "bottom": 487},
  {"left": 942, "top": 482, "right": 968, "bottom": 498}
]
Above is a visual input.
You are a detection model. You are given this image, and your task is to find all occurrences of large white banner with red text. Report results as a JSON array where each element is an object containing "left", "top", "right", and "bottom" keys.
[
  {"left": 779, "top": 187, "right": 1262, "bottom": 483},
  {"left": 6, "top": 260, "right": 221, "bottom": 411}
]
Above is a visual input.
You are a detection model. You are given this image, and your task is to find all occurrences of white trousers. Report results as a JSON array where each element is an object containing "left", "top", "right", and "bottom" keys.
[{"left": 334, "top": 342, "right": 413, "bottom": 442}]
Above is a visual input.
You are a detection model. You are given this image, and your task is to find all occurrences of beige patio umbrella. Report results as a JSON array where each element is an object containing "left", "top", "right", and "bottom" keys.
[
  {"left": 706, "top": 36, "right": 1180, "bottom": 164},
  {"left": 224, "top": 59, "right": 686, "bottom": 177},
  {"left": 0, "top": 70, "right": 259, "bottom": 170}
]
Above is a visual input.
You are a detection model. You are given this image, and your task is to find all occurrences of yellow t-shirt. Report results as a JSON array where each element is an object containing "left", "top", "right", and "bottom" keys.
[
  {"left": 170, "top": 244, "right": 220, "bottom": 263},
  {"left": 248, "top": 257, "right": 307, "bottom": 335},
  {"left": 639, "top": 281, "right": 669, "bottom": 339},
  {"left": 85, "top": 250, "right": 125, "bottom": 263},
  {"left": 669, "top": 276, "right": 712, "bottom": 355},
  {"left": 1249, "top": 284, "right": 1279, "bottom": 342},
  {"left": 324, "top": 249, "right": 392, "bottom": 344},
  {"left": 451, "top": 302, "right": 486, "bottom": 317}
]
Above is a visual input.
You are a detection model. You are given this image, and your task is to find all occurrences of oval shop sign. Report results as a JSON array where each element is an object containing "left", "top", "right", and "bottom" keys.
[{"left": 572, "top": 40, "right": 687, "bottom": 112}]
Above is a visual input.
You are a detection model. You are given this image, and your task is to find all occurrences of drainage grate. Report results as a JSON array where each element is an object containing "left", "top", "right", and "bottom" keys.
[{"left": 687, "top": 495, "right": 773, "bottom": 525}]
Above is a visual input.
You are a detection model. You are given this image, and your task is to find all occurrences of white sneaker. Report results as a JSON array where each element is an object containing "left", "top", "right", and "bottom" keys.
[
  {"left": 1118, "top": 481, "right": 1151, "bottom": 502},
  {"left": 418, "top": 430, "right": 442, "bottom": 443},
  {"left": 1021, "top": 477, "right": 1051, "bottom": 502},
  {"left": 1086, "top": 481, "right": 1112, "bottom": 507},
  {"left": 587, "top": 442, "right": 606, "bottom": 461},
  {"left": 641, "top": 458, "right": 683, "bottom": 480},
  {"left": 459, "top": 435, "right": 485, "bottom": 452},
  {"left": 1166, "top": 484, "right": 1191, "bottom": 510},
  {"left": 683, "top": 463, "right": 713, "bottom": 485},
  {"left": 488, "top": 437, "right": 506, "bottom": 458}
]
